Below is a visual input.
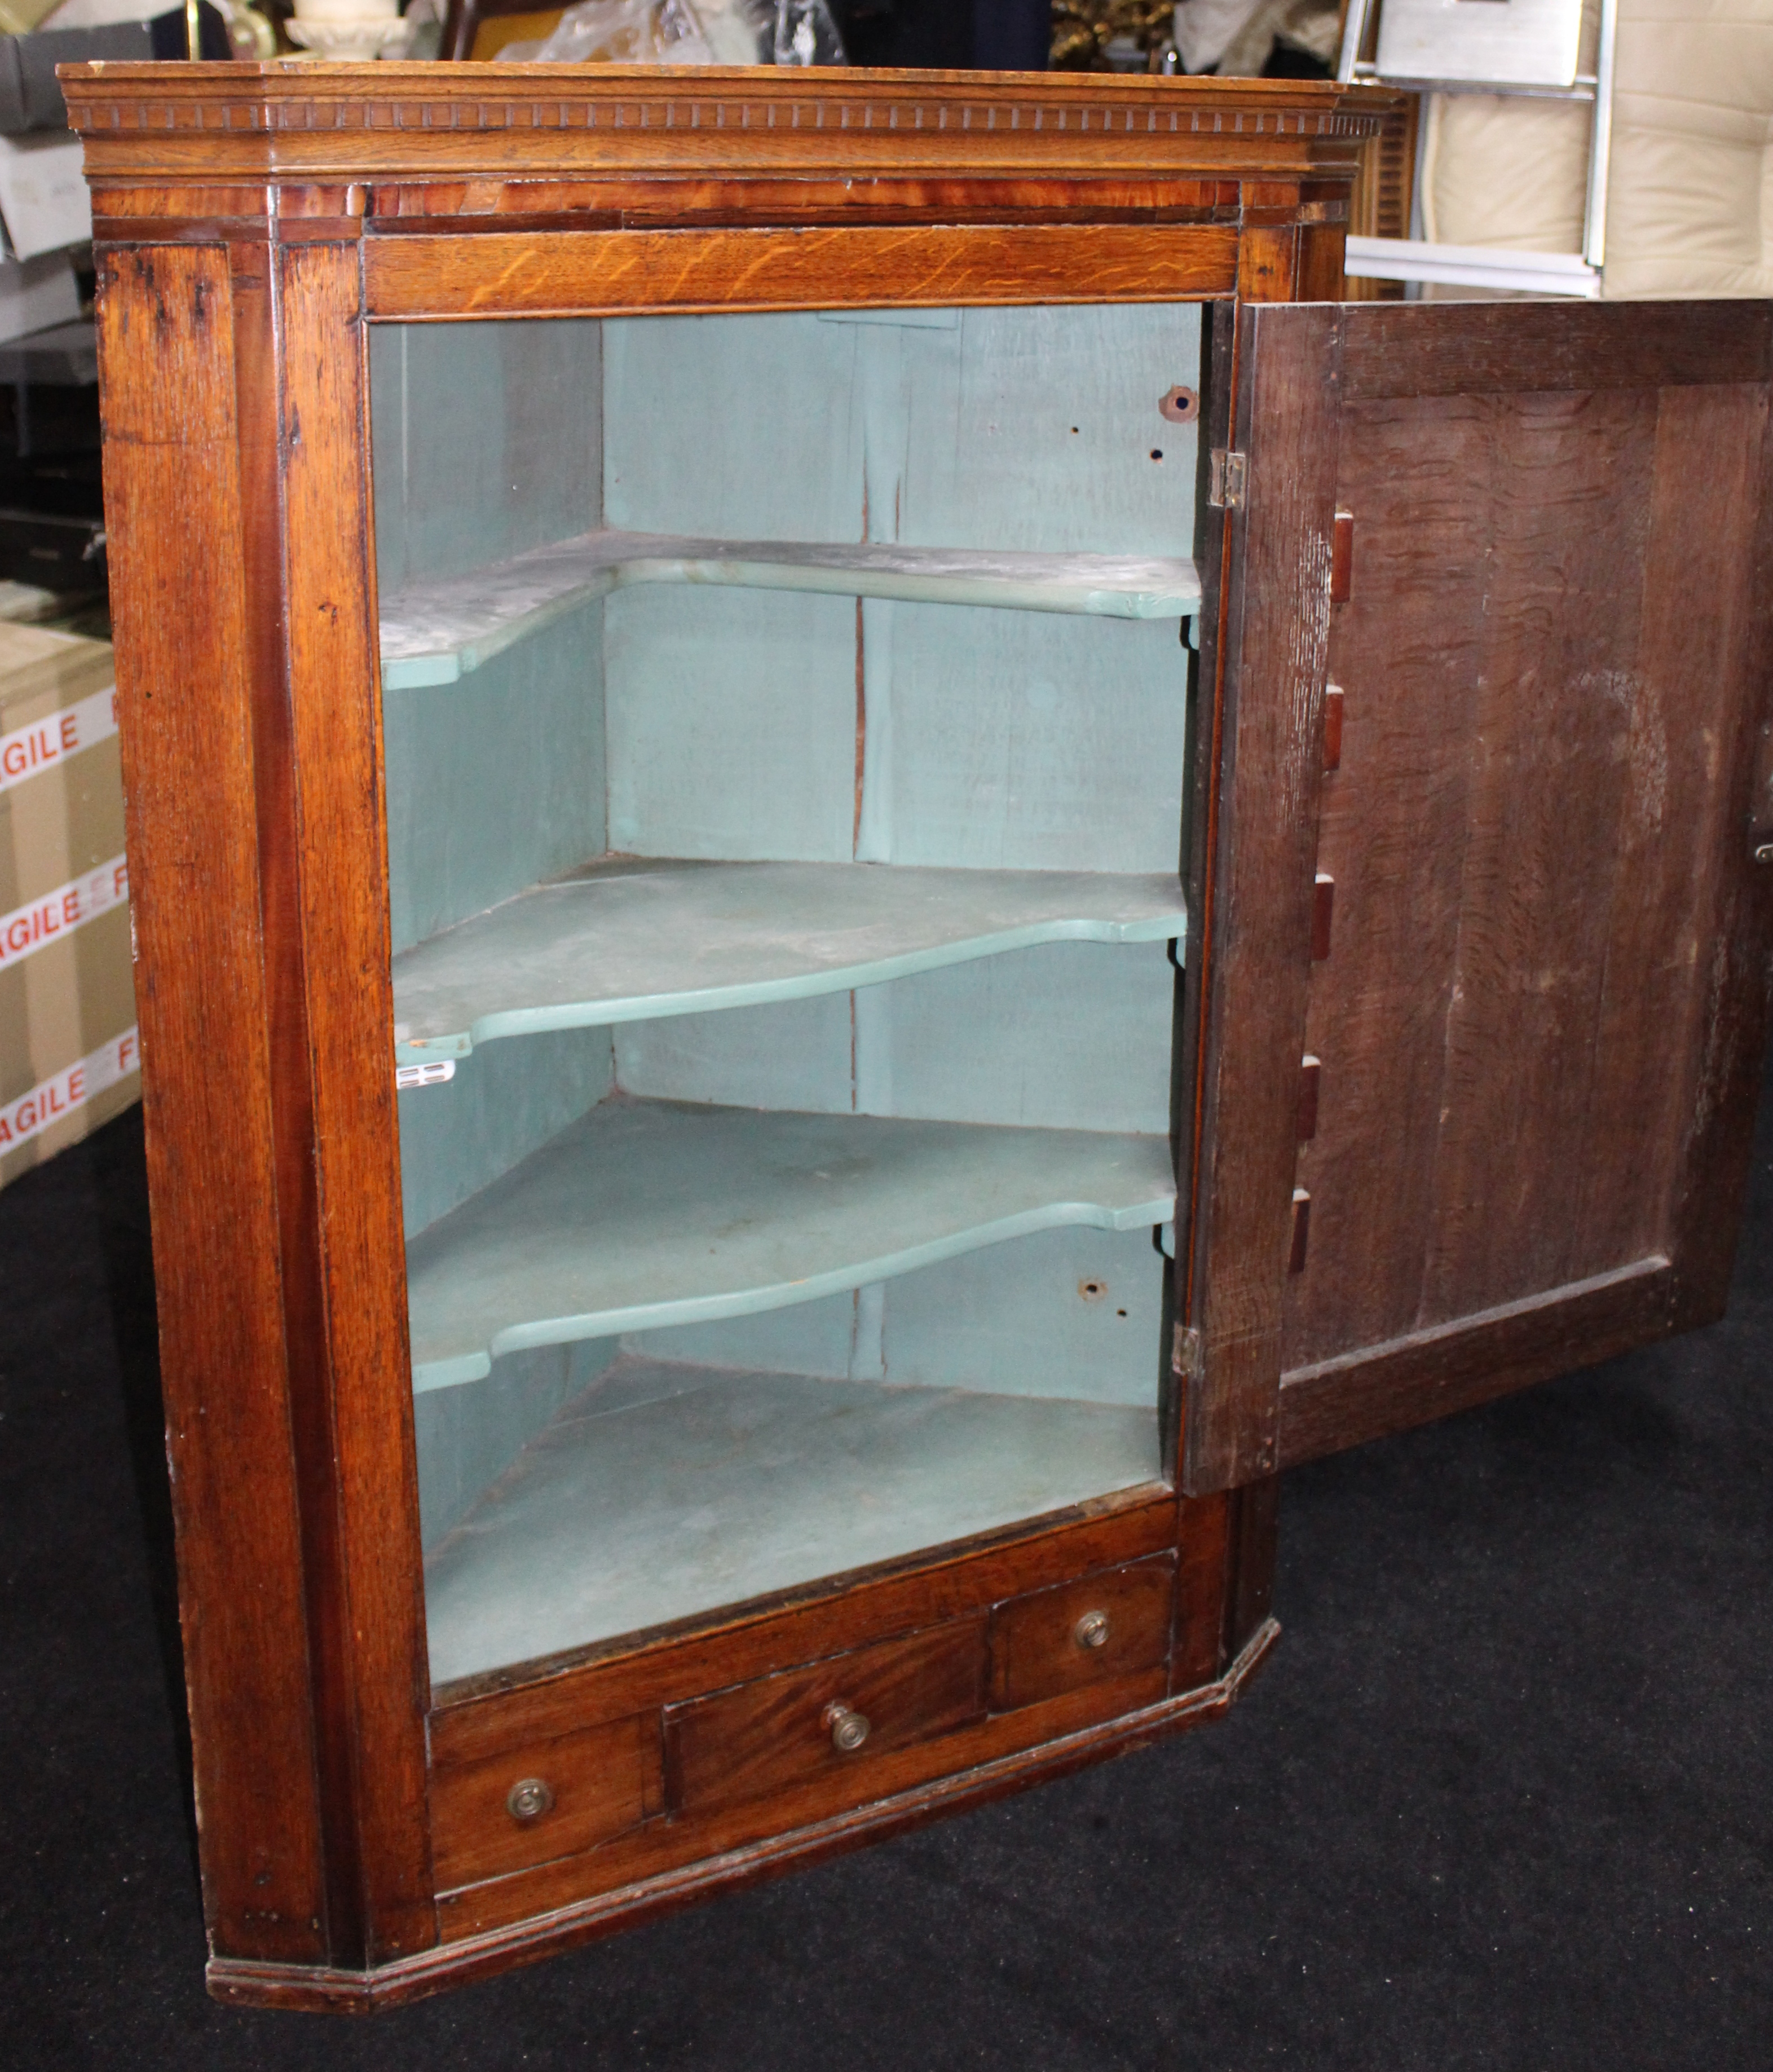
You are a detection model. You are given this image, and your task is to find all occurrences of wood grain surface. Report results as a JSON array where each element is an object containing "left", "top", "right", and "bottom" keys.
[
  {"left": 204, "top": 1619, "right": 1279, "bottom": 2011},
  {"left": 987, "top": 1555, "right": 1174, "bottom": 1711},
  {"left": 61, "top": 64, "right": 1391, "bottom": 189},
  {"left": 227, "top": 238, "right": 372, "bottom": 1967},
  {"left": 1281, "top": 302, "right": 1773, "bottom": 1457},
  {"left": 1279, "top": 1259, "right": 1675, "bottom": 1468},
  {"left": 276, "top": 241, "right": 436, "bottom": 1963},
  {"left": 364, "top": 223, "right": 1239, "bottom": 318},
  {"left": 1339, "top": 299, "right": 1772, "bottom": 400},
  {"left": 665, "top": 1620, "right": 988, "bottom": 1816},
  {"left": 73, "top": 63, "right": 1395, "bottom": 2005},
  {"left": 96, "top": 245, "right": 330, "bottom": 1964},
  {"left": 430, "top": 1712, "right": 660, "bottom": 1890},
  {"left": 1181, "top": 300, "right": 1339, "bottom": 1493}
]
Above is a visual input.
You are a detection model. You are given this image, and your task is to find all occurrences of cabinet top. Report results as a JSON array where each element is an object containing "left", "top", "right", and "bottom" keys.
[{"left": 60, "top": 62, "right": 1397, "bottom": 194}]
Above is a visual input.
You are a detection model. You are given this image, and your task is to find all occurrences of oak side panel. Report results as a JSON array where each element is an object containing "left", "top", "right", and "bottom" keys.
[
  {"left": 1182, "top": 301, "right": 1339, "bottom": 1492},
  {"left": 1296, "top": 222, "right": 1347, "bottom": 302},
  {"left": 363, "top": 223, "right": 1237, "bottom": 318},
  {"left": 1420, "top": 391, "right": 1657, "bottom": 1319},
  {"left": 1657, "top": 382, "right": 1773, "bottom": 1317},
  {"left": 1279, "top": 301, "right": 1773, "bottom": 1461},
  {"left": 1279, "top": 1259, "right": 1674, "bottom": 1468},
  {"left": 1282, "top": 395, "right": 1490, "bottom": 1358},
  {"left": 225, "top": 235, "right": 377, "bottom": 1965},
  {"left": 1573, "top": 383, "right": 1771, "bottom": 1286},
  {"left": 96, "top": 245, "right": 329, "bottom": 1963},
  {"left": 1338, "top": 298, "right": 1773, "bottom": 400},
  {"left": 276, "top": 240, "right": 435, "bottom": 1961}
]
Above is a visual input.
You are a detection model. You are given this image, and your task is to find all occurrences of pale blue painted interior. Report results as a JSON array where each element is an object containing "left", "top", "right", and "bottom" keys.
[
  {"left": 372, "top": 320, "right": 607, "bottom": 959},
  {"left": 404, "top": 1097, "right": 1174, "bottom": 1390},
  {"left": 371, "top": 304, "right": 1205, "bottom": 1666},
  {"left": 423, "top": 1357, "right": 1162, "bottom": 1682},
  {"left": 640, "top": 1222, "right": 1166, "bottom": 1405},
  {"left": 612, "top": 940, "right": 1172, "bottom": 1134},
  {"left": 390, "top": 862, "right": 1186, "bottom": 1063},
  {"left": 395, "top": 1027, "right": 615, "bottom": 1242},
  {"left": 413, "top": 1337, "right": 617, "bottom": 1550},
  {"left": 382, "top": 616, "right": 607, "bottom": 958}
]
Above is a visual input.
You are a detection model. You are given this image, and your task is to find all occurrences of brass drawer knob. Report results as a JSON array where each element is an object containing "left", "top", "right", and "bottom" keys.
[
  {"left": 1073, "top": 1609, "right": 1112, "bottom": 1651},
  {"left": 822, "top": 1701, "right": 871, "bottom": 1753},
  {"left": 506, "top": 1776, "right": 555, "bottom": 1822}
]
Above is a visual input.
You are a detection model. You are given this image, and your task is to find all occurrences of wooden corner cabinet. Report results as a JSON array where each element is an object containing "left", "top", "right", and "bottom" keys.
[{"left": 61, "top": 60, "right": 1773, "bottom": 2012}]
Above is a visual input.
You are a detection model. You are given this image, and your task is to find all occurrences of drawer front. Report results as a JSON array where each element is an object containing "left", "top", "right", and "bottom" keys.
[
  {"left": 431, "top": 1712, "right": 661, "bottom": 1890},
  {"left": 666, "top": 1619, "right": 987, "bottom": 1817},
  {"left": 988, "top": 1553, "right": 1175, "bottom": 1712}
]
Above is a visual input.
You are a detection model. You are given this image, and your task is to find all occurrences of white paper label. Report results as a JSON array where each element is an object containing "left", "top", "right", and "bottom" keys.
[
  {"left": 395, "top": 1058, "right": 456, "bottom": 1090},
  {"left": 0, "top": 682, "right": 118, "bottom": 797},
  {"left": 0, "top": 133, "right": 93, "bottom": 263},
  {"left": 0, "top": 851, "right": 128, "bottom": 973},
  {"left": 0, "top": 1025, "right": 139, "bottom": 1154}
]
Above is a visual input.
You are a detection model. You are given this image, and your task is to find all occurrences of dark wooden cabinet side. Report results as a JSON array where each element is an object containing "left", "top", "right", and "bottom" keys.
[{"left": 97, "top": 245, "right": 335, "bottom": 1965}]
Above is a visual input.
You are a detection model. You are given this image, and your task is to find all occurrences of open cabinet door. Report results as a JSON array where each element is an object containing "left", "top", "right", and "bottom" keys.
[{"left": 1182, "top": 299, "right": 1773, "bottom": 1495}]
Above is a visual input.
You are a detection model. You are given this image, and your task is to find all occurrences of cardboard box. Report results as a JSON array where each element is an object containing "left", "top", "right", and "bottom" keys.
[{"left": 0, "top": 616, "right": 138, "bottom": 1189}]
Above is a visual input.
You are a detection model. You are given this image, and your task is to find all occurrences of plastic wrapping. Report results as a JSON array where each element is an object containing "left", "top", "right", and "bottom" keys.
[
  {"left": 771, "top": 0, "right": 843, "bottom": 65},
  {"left": 496, "top": 0, "right": 843, "bottom": 65}
]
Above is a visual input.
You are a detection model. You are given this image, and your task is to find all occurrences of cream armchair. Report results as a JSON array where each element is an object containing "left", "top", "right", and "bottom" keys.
[{"left": 1352, "top": 0, "right": 1773, "bottom": 299}]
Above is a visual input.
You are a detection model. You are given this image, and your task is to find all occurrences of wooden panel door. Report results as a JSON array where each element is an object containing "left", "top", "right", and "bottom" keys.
[{"left": 1183, "top": 299, "right": 1773, "bottom": 1492}]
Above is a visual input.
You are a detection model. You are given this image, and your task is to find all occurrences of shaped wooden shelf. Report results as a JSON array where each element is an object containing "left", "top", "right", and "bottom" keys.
[
  {"left": 424, "top": 1356, "right": 1162, "bottom": 1685},
  {"left": 392, "top": 859, "right": 1188, "bottom": 1063},
  {"left": 405, "top": 1098, "right": 1176, "bottom": 1392},
  {"left": 378, "top": 528, "right": 1204, "bottom": 689}
]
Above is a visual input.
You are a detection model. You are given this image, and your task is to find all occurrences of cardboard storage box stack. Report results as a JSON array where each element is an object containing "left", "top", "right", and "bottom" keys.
[{"left": 0, "top": 617, "right": 136, "bottom": 1189}]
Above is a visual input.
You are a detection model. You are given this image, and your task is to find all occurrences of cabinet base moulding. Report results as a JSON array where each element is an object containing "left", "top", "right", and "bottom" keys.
[{"left": 203, "top": 1617, "right": 1278, "bottom": 2015}]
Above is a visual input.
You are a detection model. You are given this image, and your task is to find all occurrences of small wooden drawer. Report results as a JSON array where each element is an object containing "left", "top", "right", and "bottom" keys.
[
  {"left": 665, "top": 1619, "right": 987, "bottom": 1817},
  {"left": 987, "top": 1554, "right": 1175, "bottom": 1712},
  {"left": 430, "top": 1712, "right": 661, "bottom": 1891}
]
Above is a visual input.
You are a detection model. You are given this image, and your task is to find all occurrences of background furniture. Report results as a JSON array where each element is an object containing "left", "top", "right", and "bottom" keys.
[
  {"left": 1344, "top": 0, "right": 1773, "bottom": 299},
  {"left": 60, "top": 57, "right": 1773, "bottom": 2009},
  {"left": 1339, "top": 0, "right": 1612, "bottom": 294}
]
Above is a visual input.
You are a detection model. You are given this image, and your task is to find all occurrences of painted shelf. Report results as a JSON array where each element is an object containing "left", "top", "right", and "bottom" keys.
[
  {"left": 379, "top": 528, "right": 1203, "bottom": 689},
  {"left": 392, "top": 859, "right": 1187, "bottom": 1063},
  {"left": 424, "top": 1356, "right": 1162, "bottom": 1683},
  {"left": 405, "top": 1098, "right": 1176, "bottom": 1392}
]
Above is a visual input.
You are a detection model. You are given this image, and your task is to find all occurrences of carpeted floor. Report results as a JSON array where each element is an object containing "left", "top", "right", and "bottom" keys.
[{"left": 4, "top": 1078, "right": 1770, "bottom": 2071}]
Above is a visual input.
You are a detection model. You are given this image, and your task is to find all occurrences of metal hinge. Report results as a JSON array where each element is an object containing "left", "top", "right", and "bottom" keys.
[
  {"left": 1207, "top": 449, "right": 1247, "bottom": 510},
  {"left": 1172, "top": 1323, "right": 1204, "bottom": 1382}
]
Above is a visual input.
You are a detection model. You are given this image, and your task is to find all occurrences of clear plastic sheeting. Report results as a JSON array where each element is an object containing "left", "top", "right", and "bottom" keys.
[
  {"left": 495, "top": 0, "right": 843, "bottom": 64},
  {"left": 773, "top": 0, "right": 843, "bottom": 64}
]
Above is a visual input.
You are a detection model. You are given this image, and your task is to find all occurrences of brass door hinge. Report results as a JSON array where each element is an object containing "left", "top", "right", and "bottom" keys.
[
  {"left": 1172, "top": 1323, "right": 1204, "bottom": 1382},
  {"left": 1207, "top": 449, "right": 1247, "bottom": 510}
]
